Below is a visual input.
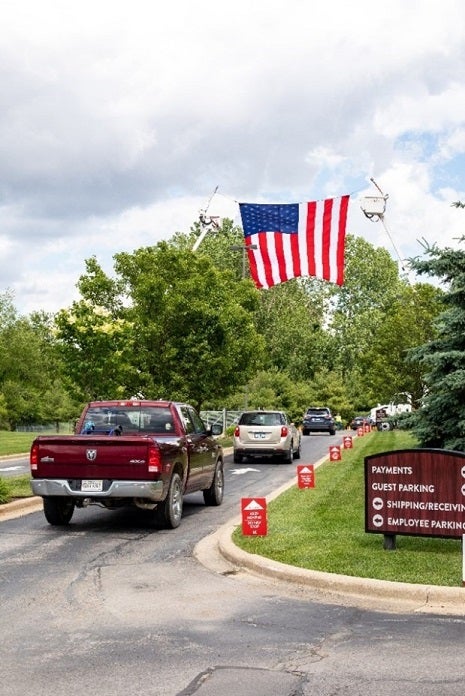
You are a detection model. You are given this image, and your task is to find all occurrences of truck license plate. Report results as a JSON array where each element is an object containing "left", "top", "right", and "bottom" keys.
[{"left": 81, "top": 479, "right": 103, "bottom": 492}]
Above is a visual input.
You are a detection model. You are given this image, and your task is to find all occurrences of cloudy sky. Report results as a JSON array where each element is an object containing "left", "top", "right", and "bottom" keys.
[{"left": 2, "top": 0, "right": 465, "bottom": 315}]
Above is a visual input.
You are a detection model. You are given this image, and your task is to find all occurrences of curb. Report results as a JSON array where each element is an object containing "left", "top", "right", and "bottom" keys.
[
  {"left": 214, "top": 520, "right": 465, "bottom": 615},
  {"left": 0, "top": 496, "right": 43, "bottom": 521},
  {"left": 0, "top": 452, "right": 29, "bottom": 460},
  {"left": 196, "top": 450, "right": 465, "bottom": 616}
]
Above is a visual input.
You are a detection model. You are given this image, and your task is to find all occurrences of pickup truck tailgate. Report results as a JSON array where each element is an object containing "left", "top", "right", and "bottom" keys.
[{"left": 31, "top": 436, "right": 157, "bottom": 480}]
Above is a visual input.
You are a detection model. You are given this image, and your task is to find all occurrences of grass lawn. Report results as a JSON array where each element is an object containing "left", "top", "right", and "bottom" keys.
[
  {"left": 232, "top": 430, "right": 464, "bottom": 587},
  {"left": 0, "top": 427, "right": 73, "bottom": 456},
  {"left": 0, "top": 430, "right": 64, "bottom": 503}
]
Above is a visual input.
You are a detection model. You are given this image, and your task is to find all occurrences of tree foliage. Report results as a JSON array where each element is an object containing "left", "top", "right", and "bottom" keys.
[
  {"left": 407, "top": 237, "right": 465, "bottom": 449},
  {"left": 0, "top": 294, "right": 76, "bottom": 428},
  {"left": 0, "top": 215, "right": 448, "bottom": 428},
  {"left": 356, "top": 282, "right": 443, "bottom": 407},
  {"left": 55, "top": 243, "right": 264, "bottom": 410}
]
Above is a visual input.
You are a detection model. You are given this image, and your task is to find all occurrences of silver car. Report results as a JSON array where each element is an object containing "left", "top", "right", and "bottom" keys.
[{"left": 233, "top": 410, "right": 301, "bottom": 464}]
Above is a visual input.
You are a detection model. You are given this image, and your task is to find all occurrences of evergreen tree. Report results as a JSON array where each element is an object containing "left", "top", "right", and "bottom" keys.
[{"left": 408, "top": 236, "right": 465, "bottom": 449}]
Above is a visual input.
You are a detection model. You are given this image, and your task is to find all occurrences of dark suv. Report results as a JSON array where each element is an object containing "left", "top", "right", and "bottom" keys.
[{"left": 302, "top": 407, "right": 336, "bottom": 436}]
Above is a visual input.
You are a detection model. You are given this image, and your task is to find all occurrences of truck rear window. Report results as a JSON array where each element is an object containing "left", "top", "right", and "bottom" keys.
[{"left": 81, "top": 407, "right": 175, "bottom": 434}]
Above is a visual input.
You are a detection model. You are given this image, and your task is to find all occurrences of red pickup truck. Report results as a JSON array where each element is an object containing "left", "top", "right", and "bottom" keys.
[{"left": 30, "top": 399, "right": 224, "bottom": 529}]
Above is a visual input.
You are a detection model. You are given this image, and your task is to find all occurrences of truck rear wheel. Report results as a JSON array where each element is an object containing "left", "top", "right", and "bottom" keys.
[
  {"left": 203, "top": 460, "right": 224, "bottom": 506},
  {"left": 156, "top": 472, "right": 183, "bottom": 529},
  {"left": 43, "top": 497, "right": 75, "bottom": 525}
]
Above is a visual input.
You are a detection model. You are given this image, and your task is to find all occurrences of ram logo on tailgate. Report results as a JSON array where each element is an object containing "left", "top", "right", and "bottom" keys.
[{"left": 86, "top": 449, "right": 97, "bottom": 461}]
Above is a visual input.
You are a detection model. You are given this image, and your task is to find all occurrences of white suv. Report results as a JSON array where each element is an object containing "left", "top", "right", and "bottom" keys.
[{"left": 233, "top": 410, "right": 301, "bottom": 464}]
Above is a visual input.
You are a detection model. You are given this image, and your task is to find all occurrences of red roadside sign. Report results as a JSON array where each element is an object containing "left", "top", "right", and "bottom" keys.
[
  {"left": 297, "top": 464, "right": 315, "bottom": 488},
  {"left": 329, "top": 445, "right": 341, "bottom": 461},
  {"left": 241, "top": 497, "right": 267, "bottom": 536},
  {"left": 343, "top": 435, "right": 353, "bottom": 449}
]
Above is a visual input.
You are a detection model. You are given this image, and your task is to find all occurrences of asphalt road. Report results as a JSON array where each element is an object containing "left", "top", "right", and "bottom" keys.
[
  {"left": 1, "top": 433, "right": 465, "bottom": 695},
  {"left": 0, "top": 454, "right": 29, "bottom": 477}
]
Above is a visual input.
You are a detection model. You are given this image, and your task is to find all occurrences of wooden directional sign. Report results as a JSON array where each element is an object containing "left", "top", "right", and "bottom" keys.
[
  {"left": 365, "top": 449, "right": 465, "bottom": 539},
  {"left": 297, "top": 464, "right": 315, "bottom": 488},
  {"left": 241, "top": 497, "right": 267, "bottom": 536}
]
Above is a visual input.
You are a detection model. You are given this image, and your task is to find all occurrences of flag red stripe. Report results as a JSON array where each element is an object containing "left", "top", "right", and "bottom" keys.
[
  {"left": 321, "top": 198, "right": 333, "bottom": 281},
  {"left": 336, "top": 195, "right": 349, "bottom": 285},
  {"left": 275, "top": 231, "right": 287, "bottom": 283},
  {"left": 290, "top": 230, "right": 300, "bottom": 278},
  {"left": 306, "top": 201, "right": 316, "bottom": 277},
  {"left": 245, "top": 237, "right": 261, "bottom": 287}
]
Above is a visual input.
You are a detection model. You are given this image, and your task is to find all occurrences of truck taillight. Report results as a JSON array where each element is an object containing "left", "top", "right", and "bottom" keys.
[
  {"left": 30, "top": 443, "right": 38, "bottom": 471},
  {"left": 234, "top": 426, "right": 240, "bottom": 437},
  {"left": 281, "top": 426, "right": 288, "bottom": 438},
  {"left": 148, "top": 444, "right": 162, "bottom": 473}
]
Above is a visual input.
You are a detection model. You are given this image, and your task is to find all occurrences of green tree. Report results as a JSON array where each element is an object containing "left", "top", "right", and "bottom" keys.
[
  {"left": 56, "top": 243, "right": 265, "bottom": 410},
  {"left": 0, "top": 298, "right": 75, "bottom": 427},
  {"left": 252, "top": 279, "right": 330, "bottom": 380},
  {"left": 55, "top": 296, "right": 135, "bottom": 401},
  {"left": 356, "top": 282, "right": 443, "bottom": 407},
  {"left": 407, "top": 237, "right": 465, "bottom": 449},
  {"left": 328, "top": 235, "right": 406, "bottom": 380},
  {"left": 223, "top": 369, "right": 315, "bottom": 423},
  {"left": 114, "top": 243, "right": 264, "bottom": 409}
]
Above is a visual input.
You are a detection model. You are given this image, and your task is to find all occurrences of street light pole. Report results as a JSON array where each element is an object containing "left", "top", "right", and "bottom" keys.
[{"left": 230, "top": 244, "right": 257, "bottom": 279}]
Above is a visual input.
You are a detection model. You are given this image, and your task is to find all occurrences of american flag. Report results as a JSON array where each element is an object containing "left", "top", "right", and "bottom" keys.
[{"left": 239, "top": 195, "right": 350, "bottom": 288}]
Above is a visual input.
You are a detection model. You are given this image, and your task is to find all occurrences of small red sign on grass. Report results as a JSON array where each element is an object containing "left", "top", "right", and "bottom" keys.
[
  {"left": 241, "top": 497, "right": 267, "bottom": 536},
  {"left": 297, "top": 464, "right": 315, "bottom": 488}
]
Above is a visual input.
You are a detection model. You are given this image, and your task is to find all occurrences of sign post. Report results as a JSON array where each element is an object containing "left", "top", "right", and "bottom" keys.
[
  {"left": 241, "top": 497, "right": 267, "bottom": 536},
  {"left": 463, "top": 534, "right": 465, "bottom": 587}
]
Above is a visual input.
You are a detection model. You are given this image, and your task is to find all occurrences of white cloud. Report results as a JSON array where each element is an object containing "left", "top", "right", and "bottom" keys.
[{"left": 1, "top": 0, "right": 465, "bottom": 313}]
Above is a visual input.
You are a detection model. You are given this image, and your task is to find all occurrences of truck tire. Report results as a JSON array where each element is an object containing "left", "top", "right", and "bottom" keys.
[
  {"left": 43, "top": 497, "right": 75, "bottom": 525},
  {"left": 156, "top": 472, "right": 183, "bottom": 529},
  {"left": 233, "top": 451, "right": 242, "bottom": 463},
  {"left": 203, "top": 460, "right": 224, "bottom": 506}
]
